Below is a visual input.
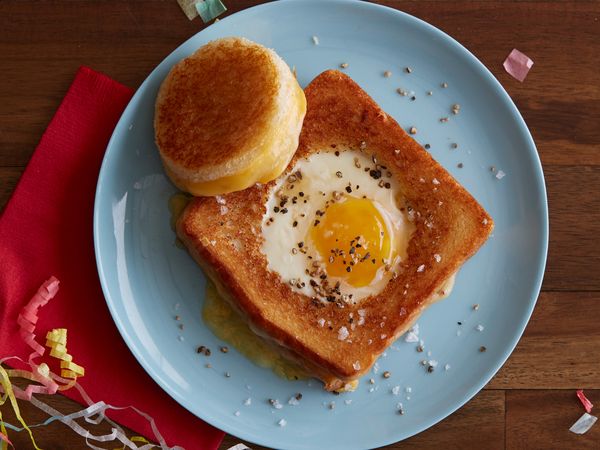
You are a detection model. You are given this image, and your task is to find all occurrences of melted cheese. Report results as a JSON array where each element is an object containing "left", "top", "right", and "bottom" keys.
[
  {"left": 168, "top": 192, "right": 192, "bottom": 248},
  {"left": 202, "top": 280, "right": 308, "bottom": 381}
]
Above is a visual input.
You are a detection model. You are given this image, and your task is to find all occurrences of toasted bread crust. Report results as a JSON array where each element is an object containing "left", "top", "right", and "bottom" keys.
[
  {"left": 155, "top": 37, "right": 306, "bottom": 193},
  {"left": 177, "top": 70, "right": 493, "bottom": 388}
]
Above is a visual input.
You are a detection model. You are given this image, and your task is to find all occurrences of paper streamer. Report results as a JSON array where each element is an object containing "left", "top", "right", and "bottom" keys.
[
  {"left": 19, "top": 277, "right": 59, "bottom": 364},
  {"left": 46, "top": 328, "right": 85, "bottom": 379},
  {"left": 195, "top": 0, "right": 227, "bottom": 23},
  {"left": 0, "top": 365, "right": 41, "bottom": 449},
  {"left": 0, "top": 277, "right": 184, "bottom": 449},
  {"left": 0, "top": 410, "right": 14, "bottom": 449}
]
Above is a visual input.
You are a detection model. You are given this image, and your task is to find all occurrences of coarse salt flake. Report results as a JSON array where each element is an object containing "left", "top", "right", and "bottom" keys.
[
  {"left": 278, "top": 419, "right": 287, "bottom": 427},
  {"left": 476, "top": 324, "right": 485, "bottom": 332},
  {"left": 495, "top": 170, "right": 506, "bottom": 180},
  {"left": 317, "top": 318, "right": 325, "bottom": 327},
  {"left": 288, "top": 396, "right": 299, "bottom": 406},
  {"left": 244, "top": 398, "right": 251, "bottom": 406},
  {"left": 312, "top": 35, "right": 319, "bottom": 45},
  {"left": 444, "top": 364, "right": 451, "bottom": 371},
  {"left": 220, "top": 205, "right": 229, "bottom": 215},
  {"left": 417, "top": 264, "right": 425, "bottom": 273},
  {"left": 392, "top": 386, "right": 401, "bottom": 395},
  {"left": 234, "top": 411, "right": 240, "bottom": 416},
  {"left": 344, "top": 399, "right": 353, "bottom": 405},
  {"left": 215, "top": 196, "right": 226, "bottom": 205},
  {"left": 338, "top": 326, "right": 349, "bottom": 341},
  {"left": 353, "top": 361, "right": 361, "bottom": 371},
  {"left": 404, "top": 324, "right": 420, "bottom": 343},
  {"left": 503, "top": 49, "right": 534, "bottom": 82},
  {"left": 434, "top": 254, "right": 442, "bottom": 263},
  {"left": 432, "top": 178, "right": 440, "bottom": 185}
]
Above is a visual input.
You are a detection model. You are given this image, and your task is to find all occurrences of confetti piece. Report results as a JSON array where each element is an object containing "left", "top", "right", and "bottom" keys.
[
  {"left": 196, "top": 0, "right": 227, "bottom": 23},
  {"left": 569, "top": 412, "right": 598, "bottom": 434},
  {"left": 577, "top": 390, "right": 594, "bottom": 413},
  {"left": 503, "top": 48, "right": 534, "bottom": 82},
  {"left": 177, "top": 0, "right": 199, "bottom": 20}
]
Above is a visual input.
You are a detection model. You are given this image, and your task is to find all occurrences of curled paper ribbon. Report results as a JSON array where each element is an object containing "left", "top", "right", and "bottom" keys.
[
  {"left": 18, "top": 277, "right": 59, "bottom": 366},
  {"left": 46, "top": 328, "right": 85, "bottom": 379},
  {"left": 0, "top": 277, "right": 184, "bottom": 449}
]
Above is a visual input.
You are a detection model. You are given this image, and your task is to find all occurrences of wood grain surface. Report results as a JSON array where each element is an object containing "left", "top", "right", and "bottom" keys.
[{"left": 1, "top": 1, "right": 599, "bottom": 449}]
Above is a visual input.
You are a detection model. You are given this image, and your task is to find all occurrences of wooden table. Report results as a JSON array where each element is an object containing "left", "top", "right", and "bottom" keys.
[{"left": 1, "top": 1, "right": 599, "bottom": 448}]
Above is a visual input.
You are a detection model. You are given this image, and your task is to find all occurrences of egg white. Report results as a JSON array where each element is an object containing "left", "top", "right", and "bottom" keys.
[{"left": 260, "top": 149, "right": 413, "bottom": 303}]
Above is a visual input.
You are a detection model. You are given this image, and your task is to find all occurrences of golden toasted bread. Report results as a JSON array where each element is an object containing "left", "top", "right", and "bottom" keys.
[
  {"left": 177, "top": 70, "right": 493, "bottom": 390},
  {"left": 155, "top": 37, "right": 306, "bottom": 196}
]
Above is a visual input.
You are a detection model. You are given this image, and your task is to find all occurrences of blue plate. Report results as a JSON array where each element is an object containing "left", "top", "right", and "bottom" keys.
[{"left": 94, "top": 1, "right": 548, "bottom": 448}]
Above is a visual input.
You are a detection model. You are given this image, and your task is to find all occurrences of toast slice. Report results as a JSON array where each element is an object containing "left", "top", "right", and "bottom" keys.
[{"left": 177, "top": 70, "right": 493, "bottom": 390}]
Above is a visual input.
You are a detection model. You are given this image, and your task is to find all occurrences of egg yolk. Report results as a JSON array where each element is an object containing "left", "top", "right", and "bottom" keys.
[{"left": 310, "top": 197, "right": 394, "bottom": 287}]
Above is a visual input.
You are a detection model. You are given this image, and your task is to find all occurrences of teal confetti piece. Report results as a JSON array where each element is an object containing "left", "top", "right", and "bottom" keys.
[{"left": 195, "top": 0, "right": 227, "bottom": 23}]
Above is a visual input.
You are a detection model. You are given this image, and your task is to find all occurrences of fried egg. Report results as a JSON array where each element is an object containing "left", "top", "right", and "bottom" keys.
[{"left": 261, "top": 150, "right": 414, "bottom": 303}]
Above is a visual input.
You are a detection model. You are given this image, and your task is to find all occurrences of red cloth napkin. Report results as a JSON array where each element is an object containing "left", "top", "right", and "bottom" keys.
[{"left": 0, "top": 66, "right": 224, "bottom": 449}]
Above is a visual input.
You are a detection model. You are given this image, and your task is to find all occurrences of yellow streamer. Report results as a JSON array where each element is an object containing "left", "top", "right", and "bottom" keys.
[
  {"left": 114, "top": 435, "right": 151, "bottom": 449},
  {"left": 45, "top": 328, "right": 85, "bottom": 379},
  {"left": 0, "top": 410, "right": 10, "bottom": 450},
  {"left": 0, "top": 365, "right": 41, "bottom": 450}
]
